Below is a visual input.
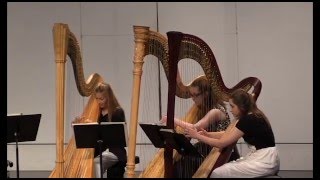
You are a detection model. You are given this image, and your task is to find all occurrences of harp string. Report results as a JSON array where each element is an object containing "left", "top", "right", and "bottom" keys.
[
  {"left": 174, "top": 42, "right": 229, "bottom": 177},
  {"left": 66, "top": 57, "right": 87, "bottom": 140},
  {"left": 138, "top": 48, "right": 161, "bottom": 172},
  {"left": 175, "top": 57, "right": 206, "bottom": 177}
]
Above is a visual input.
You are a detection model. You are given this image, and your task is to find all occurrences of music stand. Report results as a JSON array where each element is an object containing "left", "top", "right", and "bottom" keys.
[
  {"left": 7, "top": 113, "right": 41, "bottom": 178},
  {"left": 73, "top": 122, "right": 128, "bottom": 178},
  {"left": 139, "top": 123, "right": 169, "bottom": 148},
  {"left": 139, "top": 123, "right": 203, "bottom": 158}
]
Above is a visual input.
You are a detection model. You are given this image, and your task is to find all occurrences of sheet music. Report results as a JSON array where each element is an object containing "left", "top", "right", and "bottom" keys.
[
  {"left": 72, "top": 122, "right": 98, "bottom": 126},
  {"left": 7, "top": 113, "right": 23, "bottom": 116},
  {"left": 139, "top": 122, "right": 166, "bottom": 127},
  {"left": 159, "top": 128, "right": 175, "bottom": 133},
  {"left": 72, "top": 122, "right": 127, "bottom": 125},
  {"left": 100, "top": 122, "right": 127, "bottom": 125}
]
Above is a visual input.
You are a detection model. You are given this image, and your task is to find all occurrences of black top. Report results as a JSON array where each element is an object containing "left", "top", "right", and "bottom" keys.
[
  {"left": 236, "top": 113, "right": 275, "bottom": 150},
  {"left": 94, "top": 107, "right": 127, "bottom": 162}
]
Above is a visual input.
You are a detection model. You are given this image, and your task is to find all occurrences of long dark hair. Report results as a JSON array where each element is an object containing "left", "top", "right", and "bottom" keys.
[
  {"left": 190, "top": 76, "right": 225, "bottom": 118},
  {"left": 94, "top": 82, "right": 121, "bottom": 122},
  {"left": 231, "top": 89, "right": 271, "bottom": 127}
]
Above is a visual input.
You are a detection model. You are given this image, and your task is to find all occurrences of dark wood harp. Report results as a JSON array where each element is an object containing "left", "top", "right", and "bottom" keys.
[
  {"left": 126, "top": 26, "right": 262, "bottom": 178},
  {"left": 49, "top": 23, "right": 104, "bottom": 178}
]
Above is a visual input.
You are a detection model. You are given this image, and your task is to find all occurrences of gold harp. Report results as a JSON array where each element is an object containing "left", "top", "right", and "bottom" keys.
[
  {"left": 126, "top": 26, "right": 262, "bottom": 178},
  {"left": 126, "top": 26, "right": 191, "bottom": 178},
  {"left": 49, "top": 23, "right": 104, "bottom": 178}
]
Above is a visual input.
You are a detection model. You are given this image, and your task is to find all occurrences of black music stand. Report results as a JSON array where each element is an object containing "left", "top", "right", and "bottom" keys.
[
  {"left": 139, "top": 123, "right": 203, "bottom": 158},
  {"left": 7, "top": 113, "right": 41, "bottom": 178},
  {"left": 73, "top": 122, "right": 128, "bottom": 178},
  {"left": 139, "top": 123, "right": 168, "bottom": 148}
]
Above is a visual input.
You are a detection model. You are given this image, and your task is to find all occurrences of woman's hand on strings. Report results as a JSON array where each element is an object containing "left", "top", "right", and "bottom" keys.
[
  {"left": 72, "top": 116, "right": 83, "bottom": 124},
  {"left": 198, "top": 128, "right": 209, "bottom": 137},
  {"left": 184, "top": 126, "right": 199, "bottom": 139},
  {"left": 72, "top": 115, "right": 90, "bottom": 125}
]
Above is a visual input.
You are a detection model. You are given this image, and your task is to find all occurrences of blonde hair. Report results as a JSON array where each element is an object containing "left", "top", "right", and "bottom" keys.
[{"left": 94, "top": 82, "right": 121, "bottom": 122}]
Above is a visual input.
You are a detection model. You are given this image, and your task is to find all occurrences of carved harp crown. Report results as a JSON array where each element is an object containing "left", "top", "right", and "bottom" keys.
[
  {"left": 126, "top": 26, "right": 262, "bottom": 178},
  {"left": 49, "top": 23, "right": 104, "bottom": 178}
]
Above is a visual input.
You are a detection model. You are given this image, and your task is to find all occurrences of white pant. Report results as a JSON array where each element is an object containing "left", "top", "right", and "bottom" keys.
[
  {"left": 94, "top": 150, "right": 119, "bottom": 178},
  {"left": 210, "top": 146, "right": 280, "bottom": 178}
]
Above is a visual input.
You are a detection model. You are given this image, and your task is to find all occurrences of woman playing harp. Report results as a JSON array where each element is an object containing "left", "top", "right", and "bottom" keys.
[
  {"left": 159, "top": 76, "right": 239, "bottom": 178},
  {"left": 126, "top": 26, "right": 261, "bottom": 178},
  {"left": 161, "top": 31, "right": 263, "bottom": 178},
  {"left": 186, "top": 89, "right": 280, "bottom": 178},
  {"left": 72, "top": 82, "right": 127, "bottom": 178}
]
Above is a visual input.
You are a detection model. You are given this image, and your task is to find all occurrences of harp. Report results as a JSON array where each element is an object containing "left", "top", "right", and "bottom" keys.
[
  {"left": 126, "top": 26, "right": 262, "bottom": 178},
  {"left": 49, "top": 23, "right": 104, "bottom": 178}
]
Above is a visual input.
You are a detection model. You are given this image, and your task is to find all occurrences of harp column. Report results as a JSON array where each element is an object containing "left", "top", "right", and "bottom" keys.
[
  {"left": 52, "top": 23, "right": 69, "bottom": 178},
  {"left": 126, "top": 26, "right": 149, "bottom": 178}
]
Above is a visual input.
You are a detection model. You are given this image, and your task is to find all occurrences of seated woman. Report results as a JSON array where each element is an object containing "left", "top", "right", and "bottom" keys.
[
  {"left": 73, "top": 82, "right": 127, "bottom": 178},
  {"left": 185, "top": 89, "right": 280, "bottom": 178},
  {"left": 160, "top": 76, "right": 239, "bottom": 178}
]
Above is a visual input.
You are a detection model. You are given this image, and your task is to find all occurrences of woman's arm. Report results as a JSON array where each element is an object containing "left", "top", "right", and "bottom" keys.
[
  {"left": 204, "top": 131, "right": 225, "bottom": 139},
  {"left": 193, "top": 109, "right": 226, "bottom": 130},
  {"left": 160, "top": 116, "right": 194, "bottom": 129},
  {"left": 173, "top": 117, "right": 194, "bottom": 129},
  {"left": 186, "top": 126, "right": 243, "bottom": 149},
  {"left": 71, "top": 116, "right": 92, "bottom": 124},
  {"left": 161, "top": 109, "right": 226, "bottom": 130}
]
